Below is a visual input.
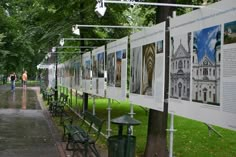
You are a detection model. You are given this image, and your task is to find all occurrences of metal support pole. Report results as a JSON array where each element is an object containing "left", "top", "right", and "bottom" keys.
[
  {"left": 107, "top": 98, "right": 112, "bottom": 137},
  {"left": 93, "top": 96, "right": 96, "bottom": 115},
  {"left": 129, "top": 103, "right": 135, "bottom": 135},
  {"left": 75, "top": 90, "right": 79, "bottom": 113},
  {"left": 83, "top": 93, "right": 88, "bottom": 112},
  {"left": 70, "top": 87, "right": 72, "bottom": 106},
  {"left": 76, "top": 90, "right": 78, "bottom": 105},
  {"left": 54, "top": 50, "right": 58, "bottom": 101},
  {"left": 166, "top": 113, "right": 176, "bottom": 157}
]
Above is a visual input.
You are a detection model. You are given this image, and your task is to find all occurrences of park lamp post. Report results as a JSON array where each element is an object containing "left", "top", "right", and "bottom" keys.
[
  {"left": 52, "top": 38, "right": 65, "bottom": 101},
  {"left": 51, "top": 46, "right": 58, "bottom": 101}
]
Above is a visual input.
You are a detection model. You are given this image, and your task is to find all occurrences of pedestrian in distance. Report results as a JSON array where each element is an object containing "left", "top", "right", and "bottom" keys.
[
  {"left": 22, "top": 71, "right": 27, "bottom": 89},
  {"left": 10, "top": 72, "right": 17, "bottom": 91}
]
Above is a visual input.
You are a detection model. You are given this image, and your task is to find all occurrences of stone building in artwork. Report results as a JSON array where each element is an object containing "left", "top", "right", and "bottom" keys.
[
  {"left": 170, "top": 34, "right": 191, "bottom": 101},
  {"left": 192, "top": 30, "right": 221, "bottom": 106}
]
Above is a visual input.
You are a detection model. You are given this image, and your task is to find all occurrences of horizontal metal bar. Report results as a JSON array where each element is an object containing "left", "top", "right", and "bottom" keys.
[
  {"left": 51, "top": 51, "right": 82, "bottom": 54},
  {"left": 75, "top": 24, "right": 149, "bottom": 29},
  {"left": 104, "top": 0, "right": 204, "bottom": 8},
  {"left": 63, "top": 38, "right": 117, "bottom": 41},
  {"left": 56, "top": 46, "right": 97, "bottom": 49}
]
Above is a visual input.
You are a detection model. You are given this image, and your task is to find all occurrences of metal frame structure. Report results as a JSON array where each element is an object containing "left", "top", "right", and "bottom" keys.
[
  {"left": 63, "top": 38, "right": 117, "bottom": 41},
  {"left": 104, "top": 0, "right": 204, "bottom": 8},
  {"left": 73, "top": 24, "right": 149, "bottom": 29}
]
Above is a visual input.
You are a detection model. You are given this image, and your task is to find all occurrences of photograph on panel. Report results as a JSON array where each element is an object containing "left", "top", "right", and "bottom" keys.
[
  {"left": 122, "top": 49, "right": 126, "bottom": 59},
  {"left": 192, "top": 25, "right": 221, "bottom": 106},
  {"left": 92, "top": 55, "right": 98, "bottom": 78},
  {"left": 107, "top": 53, "right": 115, "bottom": 86},
  {"left": 98, "top": 52, "right": 105, "bottom": 78},
  {"left": 142, "top": 43, "right": 155, "bottom": 96},
  {"left": 130, "top": 46, "right": 142, "bottom": 94},
  {"left": 75, "top": 62, "right": 80, "bottom": 87},
  {"left": 84, "top": 60, "right": 91, "bottom": 80},
  {"left": 69, "top": 62, "right": 74, "bottom": 87},
  {"left": 170, "top": 33, "right": 191, "bottom": 101},
  {"left": 224, "top": 20, "right": 236, "bottom": 45},
  {"left": 65, "top": 64, "right": 70, "bottom": 87},
  {"left": 157, "top": 40, "right": 163, "bottom": 54},
  {"left": 115, "top": 50, "right": 122, "bottom": 87}
]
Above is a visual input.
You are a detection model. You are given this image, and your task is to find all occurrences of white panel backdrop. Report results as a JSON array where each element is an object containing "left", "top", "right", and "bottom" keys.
[
  {"left": 107, "top": 36, "right": 128, "bottom": 101},
  {"left": 92, "top": 46, "right": 105, "bottom": 97},
  {"left": 129, "top": 22, "right": 166, "bottom": 111},
  {"left": 169, "top": 0, "right": 236, "bottom": 131},
  {"left": 82, "top": 51, "right": 92, "bottom": 94}
]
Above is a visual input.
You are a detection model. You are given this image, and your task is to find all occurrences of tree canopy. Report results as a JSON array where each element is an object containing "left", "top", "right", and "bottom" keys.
[{"left": 0, "top": 0, "right": 213, "bottom": 77}]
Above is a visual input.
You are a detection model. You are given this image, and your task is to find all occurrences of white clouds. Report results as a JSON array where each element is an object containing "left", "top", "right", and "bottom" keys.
[{"left": 209, "top": 38, "right": 217, "bottom": 51}]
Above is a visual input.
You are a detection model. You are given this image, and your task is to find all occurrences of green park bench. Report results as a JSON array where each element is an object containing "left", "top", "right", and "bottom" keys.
[
  {"left": 50, "top": 93, "right": 68, "bottom": 117},
  {"left": 63, "top": 111, "right": 105, "bottom": 157},
  {"left": 41, "top": 88, "right": 55, "bottom": 105}
]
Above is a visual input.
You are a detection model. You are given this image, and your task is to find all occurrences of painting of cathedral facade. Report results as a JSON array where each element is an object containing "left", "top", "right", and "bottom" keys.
[
  {"left": 142, "top": 43, "right": 155, "bottom": 96},
  {"left": 130, "top": 47, "right": 141, "bottom": 94},
  {"left": 107, "top": 53, "right": 115, "bottom": 86},
  {"left": 98, "top": 52, "right": 104, "bottom": 78},
  {"left": 92, "top": 55, "right": 98, "bottom": 78},
  {"left": 83, "top": 60, "right": 91, "bottom": 80},
  {"left": 74, "top": 62, "right": 80, "bottom": 88},
  {"left": 170, "top": 33, "right": 191, "bottom": 100},
  {"left": 115, "top": 50, "right": 122, "bottom": 87},
  {"left": 192, "top": 25, "right": 221, "bottom": 106}
]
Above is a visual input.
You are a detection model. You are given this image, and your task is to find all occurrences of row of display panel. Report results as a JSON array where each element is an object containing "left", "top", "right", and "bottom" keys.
[{"left": 48, "top": 0, "right": 236, "bottom": 131}]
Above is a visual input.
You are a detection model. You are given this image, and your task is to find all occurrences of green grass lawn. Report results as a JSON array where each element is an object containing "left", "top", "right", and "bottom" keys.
[{"left": 56, "top": 88, "right": 236, "bottom": 157}]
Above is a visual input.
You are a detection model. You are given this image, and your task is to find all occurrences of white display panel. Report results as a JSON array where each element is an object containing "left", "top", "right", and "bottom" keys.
[
  {"left": 64, "top": 61, "right": 71, "bottom": 89},
  {"left": 73, "top": 59, "right": 81, "bottom": 91},
  {"left": 58, "top": 64, "right": 63, "bottom": 86},
  {"left": 130, "top": 22, "right": 166, "bottom": 111},
  {"left": 48, "top": 64, "right": 55, "bottom": 88},
  {"left": 82, "top": 51, "right": 92, "bottom": 94},
  {"left": 69, "top": 60, "right": 75, "bottom": 89},
  {"left": 107, "top": 36, "right": 128, "bottom": 101},
  {"left": 92, "top": 46, "right": 105, "bottom": 97},
  {"left": 169, "top": 0, "right": 236, "bottom": 131}
]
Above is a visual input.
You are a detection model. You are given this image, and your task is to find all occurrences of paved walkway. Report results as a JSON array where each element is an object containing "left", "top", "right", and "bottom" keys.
[
  {"left": 0, "top": 86, "right": 63, "bottom": 157},
  {"left": 0, "top": 86, "right": 108, "bottom": 157}
]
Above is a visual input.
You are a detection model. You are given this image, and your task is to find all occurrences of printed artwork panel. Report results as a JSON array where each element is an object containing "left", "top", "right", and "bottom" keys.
[
  {"left": 98, "top": 52, "right": 104, "bottom": 78},
  {"left": 170, "top": 33, "right": 191, "bottom": 101},
  {"left": 142, "top": 43, "right": 155, "bottom": 96},
  {"left": 130, "top": 47, "right": 142, "bottom": 94},
  {"left": 192, "top": 25, "right": 221, "bottom": 106},
  {"left": 224, "top": 20, "right": 236, "bottom": 45},
  {"left": 107, "top": 53, "right": 115, "bottom": 87},
  {"left": 115, "top": 50, "right": 122, "bottom": 87}
]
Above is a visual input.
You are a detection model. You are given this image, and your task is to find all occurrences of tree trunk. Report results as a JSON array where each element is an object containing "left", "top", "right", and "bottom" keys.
[{"left": 144, "top": 0, "right": 176, "bottom": 157}]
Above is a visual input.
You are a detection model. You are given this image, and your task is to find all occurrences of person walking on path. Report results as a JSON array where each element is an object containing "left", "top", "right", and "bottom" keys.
[
  {"left": 10, "top": 72, "right": 17, "bottom": 91},
  {"left": 22, "top": 71, "right": 27, "bottom": 89}
]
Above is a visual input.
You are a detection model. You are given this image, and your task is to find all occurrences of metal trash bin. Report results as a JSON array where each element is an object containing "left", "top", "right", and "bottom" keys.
[{"left": 108, "top": 115, "right": 141, "bottom": 157}]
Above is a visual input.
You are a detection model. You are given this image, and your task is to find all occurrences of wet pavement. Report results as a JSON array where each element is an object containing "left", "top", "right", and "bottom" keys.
[
  {"left": 0, "top": 86, "right": 108, "bottom": 157},
  {"left": 0, "top": 86, "right": 62, "bottom": 157},
  {"left": 0, "top": 87, "right": 41, "bottom": 109}
]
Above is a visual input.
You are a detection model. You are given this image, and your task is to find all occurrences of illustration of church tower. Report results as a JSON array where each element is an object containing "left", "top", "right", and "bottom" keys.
[
  {"left": 192, "top": 35, "right": 199, "bottom": 101},
  {"left": 214, "top": 29, "right": 221, "bottom": 104}
]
